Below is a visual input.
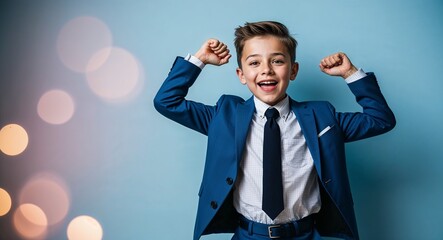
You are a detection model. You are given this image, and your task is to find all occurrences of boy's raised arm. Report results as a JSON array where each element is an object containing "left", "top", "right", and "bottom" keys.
[{"left": 194, "top": 39, "right": 231, "bottom": 66}]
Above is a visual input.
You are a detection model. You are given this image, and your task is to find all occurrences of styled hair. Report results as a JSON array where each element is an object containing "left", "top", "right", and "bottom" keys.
[{"left": 234, "top": 21, "right": 297, "bottom": 68}]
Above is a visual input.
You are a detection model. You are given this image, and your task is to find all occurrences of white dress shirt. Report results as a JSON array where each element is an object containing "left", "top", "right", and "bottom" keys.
[
  {"left": 184, "top": 54, "right": 366, "bottom": 224},
  {"left": 233, "top": 96, "right": 321, "bottom": 224}
]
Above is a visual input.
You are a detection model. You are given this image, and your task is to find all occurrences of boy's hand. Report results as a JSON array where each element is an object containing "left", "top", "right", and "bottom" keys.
[
  {"left": 195, "top": 39, "right": 231, "bottom": 66},
  {"left": 319, "top": 52, "right": 357, "bottom": 79}
]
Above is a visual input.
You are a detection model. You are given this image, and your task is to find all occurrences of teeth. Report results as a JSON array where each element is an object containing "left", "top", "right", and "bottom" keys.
[{"left": 258, "top": 81, "right": 277, "bottom": 86}]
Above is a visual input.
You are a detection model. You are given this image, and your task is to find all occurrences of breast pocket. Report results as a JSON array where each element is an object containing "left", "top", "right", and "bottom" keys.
[
  {"left": 317, "top": 124, "right": 336, "bottom": 138},
  {"left": 318, "top": 124, "right": 342, "bottom": 153}
]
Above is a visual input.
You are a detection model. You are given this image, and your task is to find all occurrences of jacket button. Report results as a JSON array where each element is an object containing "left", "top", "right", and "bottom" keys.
[
  {"left": 210, "top": 201, "right": 218, "bottom": 209},
  {"left": 226, "top": 177, "right": 234, "bottom": 185}
]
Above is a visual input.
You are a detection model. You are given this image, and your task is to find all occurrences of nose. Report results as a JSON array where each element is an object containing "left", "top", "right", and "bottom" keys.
[{"left": 261, "top": 62, "right": 274, "bottom": 75}]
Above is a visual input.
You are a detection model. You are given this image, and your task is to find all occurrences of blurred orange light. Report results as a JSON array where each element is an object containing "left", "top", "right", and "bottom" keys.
[
  {"left": 0, "top": 188, "right": 12, "bottom": 216},
  {"left": 37, "top": 89, "right": 75, "bottom": 125},
  {"left": 86, "top": 47, "right": 141, "bottom": 101},
  {"left": 67, "top": 215, "right": 103, "bottom": 240},
  {"left": 19, "top": 173, "right": 70, "bottom": 226},
  {"left": 0, "top": 124, "right": 29, "bottom": 156},
  {"left": 57, "top": 16, "right": 112, "bottom": 73},
  {"left": 13, "top": 203, "right": 48, "bottom": 239}
]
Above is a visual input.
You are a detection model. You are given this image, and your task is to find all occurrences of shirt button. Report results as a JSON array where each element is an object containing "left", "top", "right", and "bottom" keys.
[
  {"left": 226, "top": 177, "right": 234, "bottom": 185},
  {"left": 210, "top": 201, "right": 218, "bottom": 209}
]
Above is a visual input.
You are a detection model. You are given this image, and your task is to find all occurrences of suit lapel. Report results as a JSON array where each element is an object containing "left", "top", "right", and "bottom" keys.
[
  {"left": 290, "top": 99, "right": 322, "bottom": 178},
  {"left": 235, "top": 97, "right": 255, "bottom": 166}
]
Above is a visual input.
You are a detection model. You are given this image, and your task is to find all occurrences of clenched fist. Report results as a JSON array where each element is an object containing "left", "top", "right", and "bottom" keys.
[
  {"left": 319, "top": 52, "right": 357, "bottom": 79},
  {"left": 195, "top": 39, "right": 231, "bottom": 66}
]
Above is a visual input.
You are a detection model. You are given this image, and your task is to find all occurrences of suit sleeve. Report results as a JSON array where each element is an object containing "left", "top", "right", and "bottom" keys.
[
  {"left": 336, "top": 73, "right": 396, "bottom": 142},
  {"left": 153, "top": 57, "right": 216, "bottom": 135}
]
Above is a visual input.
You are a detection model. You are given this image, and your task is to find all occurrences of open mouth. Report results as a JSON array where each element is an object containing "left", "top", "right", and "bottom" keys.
[{"left": 258, "top": 80, "right": 278, "bottom": 87}]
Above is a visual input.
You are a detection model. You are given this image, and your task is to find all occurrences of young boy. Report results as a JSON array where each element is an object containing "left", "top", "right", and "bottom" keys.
[{"left": 154, "top": 21, "right": 395, "bottom": 240}]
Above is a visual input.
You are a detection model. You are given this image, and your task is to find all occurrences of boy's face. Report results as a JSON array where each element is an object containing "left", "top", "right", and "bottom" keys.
[{"left": 236, "top": 35, "right": 298, "bottom": 106}]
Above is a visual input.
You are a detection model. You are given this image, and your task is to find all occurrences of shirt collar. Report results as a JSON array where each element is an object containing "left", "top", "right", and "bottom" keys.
[{"left": 253, "top": 96, "right": 291, "bottom": 121}]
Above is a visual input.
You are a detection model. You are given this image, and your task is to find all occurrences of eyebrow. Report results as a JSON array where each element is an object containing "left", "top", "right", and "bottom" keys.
[{"left": 245, "top": 52, "right": 286, "bottom": 61}]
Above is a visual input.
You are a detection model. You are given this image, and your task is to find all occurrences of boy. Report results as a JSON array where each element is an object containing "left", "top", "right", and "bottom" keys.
[{"left": 154, "top": 21, "right": 395, "bottom": 240}]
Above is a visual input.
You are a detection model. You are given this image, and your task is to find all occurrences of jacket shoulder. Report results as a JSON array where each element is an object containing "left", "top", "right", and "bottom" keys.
[
  {"left": 216, "top": 94, "right": 247, "bottom": 107},
  {"left": 291, "top": 99, "right": 335, "bottom": 112}
]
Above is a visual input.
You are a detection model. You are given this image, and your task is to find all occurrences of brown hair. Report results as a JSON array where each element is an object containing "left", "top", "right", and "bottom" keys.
[{"left": 234, "top": 21, "right": 297, "bottom": 68}]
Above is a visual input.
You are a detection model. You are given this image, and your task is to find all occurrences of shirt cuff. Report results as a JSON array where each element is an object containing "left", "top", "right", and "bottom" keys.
[
  {"left": 345, "top": 68, "right": 367, "bottom": 84},
  {"left": 185, "top": 54, "right": 205, "bottom": 69}
]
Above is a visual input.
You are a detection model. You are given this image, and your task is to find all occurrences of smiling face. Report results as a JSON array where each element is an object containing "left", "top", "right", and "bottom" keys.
[{"left": 236, "top": 35, "right": 299, "bottom": 106}]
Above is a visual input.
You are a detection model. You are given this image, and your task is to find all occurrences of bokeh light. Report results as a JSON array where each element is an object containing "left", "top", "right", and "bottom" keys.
[
  {"left": 37, "top": 89, "right": 75, "bottom": 125},
  {"left": 0, "top": 188, "right": 12, "bottom": 216},
  {"left": 86, "top": 47, "right": 141, "bottom": 101},
  {"left": 19, "top": 173, "right": 70, "bottom": 226},
  {"left": 57, "top": 16, "right": 112, "bottom": 73},
  {"left": 0, "top": 124, "right": 29, "bottom": 156},
  {"left": 13, "top": 203, "right": 48, "bottom": 239},
  {"left": 67, "top": 215, "right": 103, "bottom": 240}
]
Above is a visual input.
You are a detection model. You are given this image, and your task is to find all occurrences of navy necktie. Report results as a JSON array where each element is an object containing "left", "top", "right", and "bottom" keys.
[{"left": 262, "top": 108, "right": 284, "bottom": 220}]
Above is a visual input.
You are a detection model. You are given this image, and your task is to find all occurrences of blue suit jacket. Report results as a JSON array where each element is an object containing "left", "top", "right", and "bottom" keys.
[{"left": 154, "top": 57, "right": 396, "bottom": 240}]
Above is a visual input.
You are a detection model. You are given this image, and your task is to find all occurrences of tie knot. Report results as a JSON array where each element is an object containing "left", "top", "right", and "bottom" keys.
[{"left": 265, "top": 108, "right": 279, "bottom": 120}]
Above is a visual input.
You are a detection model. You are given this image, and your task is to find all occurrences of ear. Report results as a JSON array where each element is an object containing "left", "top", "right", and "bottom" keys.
[
  {"left": 290, "top": 62, "right": 299, "bottom": 81},
  {"left": 236, "top": 67, "right": 247, "bottom": 85}
]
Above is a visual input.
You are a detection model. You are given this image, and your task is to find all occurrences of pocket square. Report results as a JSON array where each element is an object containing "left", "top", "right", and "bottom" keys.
[{"left": 318, "top": 125, "right": 334, "bottom": 137}]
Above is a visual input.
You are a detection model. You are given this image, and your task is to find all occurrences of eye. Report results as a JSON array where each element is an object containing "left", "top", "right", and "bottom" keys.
[
  {"left": 272, "top": 59, "right": 285, "bottom": 65},
  {"left": 248, "top": 61, "right": 259, "bottom": 66}
]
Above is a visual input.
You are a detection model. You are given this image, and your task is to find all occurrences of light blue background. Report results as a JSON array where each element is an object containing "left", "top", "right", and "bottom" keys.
[{"left": 1, "top": 0, "right": 443, "bottom": 239}]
